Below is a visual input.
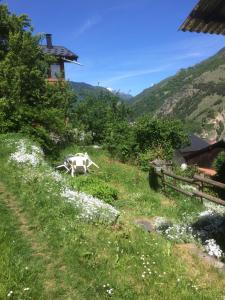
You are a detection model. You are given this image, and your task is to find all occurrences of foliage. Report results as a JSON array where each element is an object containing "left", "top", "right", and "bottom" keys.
[
  {"left": 74, "top": 99, "right": 189, "bottom": 164},
  {"left": 73, "top": 92, "right": 130, "bottom": 144},
  {"left": 134, "top": 117, "right": 189, "bottom": 160},
  {"left": 0, "top": 5, "right": 31, "bottom": 60},
  {"left": 0, "top": 4, "right": 77, "bottom": 152},
  {"left": 69, "top": 175, "right": 118, "bottom": 205},
  {"left": 173, "top": 164, "right": 198, "bottom": 179},
  {"left": 138, "top": 146, "right": 166, "bottom": 171},
  {"left": 104, "top": 121, "right": 138, "bottom": 163},
  {"left": 213, "top": 151, "right": 225, "bottom": 183}
]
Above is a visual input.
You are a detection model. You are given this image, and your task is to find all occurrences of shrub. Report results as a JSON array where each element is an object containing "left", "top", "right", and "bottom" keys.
[
  {"left": 104, "top": 121, "right": 138, "bottom": 163},
  {"left": 138, "top": 146, "right": 166, "bottom": 171},
  {"left": 213, "top": 151, "right": 225, "bottom": 183},
  {"left": 134, "top": 117, "right": 189, "bottom": 156},
  {"left": 69, "top": 176, "right": 118, "bottom": 205},
  {"left": 173, "top": 164, "right": 197, "bottom": 178}
]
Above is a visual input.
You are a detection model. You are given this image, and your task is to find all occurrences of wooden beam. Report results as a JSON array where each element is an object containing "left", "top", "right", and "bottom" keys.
[
  {"left": 193, "top": 190, "right": 225, "bottom": 206},
  {"left": 163, "top": 170, "right": 195, "bottom": 184},
  {"left": 194, "top": 174, "right": 225, "bottom": 190}
]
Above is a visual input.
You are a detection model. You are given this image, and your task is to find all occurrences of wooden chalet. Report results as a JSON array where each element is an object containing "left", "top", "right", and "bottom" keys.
[
  {"left": 175, "top": 134, "right": 208, "bottom": 163},
  {"left": 175, "top": 136, "right": 225, "bottom": 176},
  {"left": 40, "top": 34, "right": 78, "bottom": 82},
  {"left": 180, "top": 0, "right": 225, "bottom": 35},
  {"left": 176, "top": 134, "right": 209, "bottom": 162},
  {"left": 183, "top": 139, "right": 225, "bottom": 168}
]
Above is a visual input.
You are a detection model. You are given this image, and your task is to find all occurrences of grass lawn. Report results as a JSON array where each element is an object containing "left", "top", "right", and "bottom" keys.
[{"left": 0, "top": 134, "right": 225, "bottom": 299}]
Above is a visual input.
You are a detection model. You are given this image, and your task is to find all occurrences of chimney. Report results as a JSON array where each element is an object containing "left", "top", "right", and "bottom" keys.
[{"left": 46, "top": 34, "right": 53, "bottom": 48}]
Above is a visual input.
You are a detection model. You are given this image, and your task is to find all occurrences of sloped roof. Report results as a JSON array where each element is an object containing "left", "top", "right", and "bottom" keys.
[
  {"left": 180, "top": 134, "right": 209, "bottom": 153},
  {"left": 40, "top": 45, "right": 78, "bottom": 61},
  {"left": 180, "top": 0, "right": 225, "bottom": 35}
]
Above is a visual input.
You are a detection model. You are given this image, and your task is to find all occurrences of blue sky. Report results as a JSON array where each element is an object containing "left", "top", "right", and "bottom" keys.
[{"left": 4, "top": 0, "right": 225, "bottom": 95}]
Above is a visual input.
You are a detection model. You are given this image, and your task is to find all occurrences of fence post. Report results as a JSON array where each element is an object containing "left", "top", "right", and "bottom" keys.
[
  {"left": 200, "top": 181, "right": 204, "bottom": 203},
  {"left": 148, "top": 165, "right": 160, "bottom": 191},
  {"left": 199, "top": 174, "right": 204, "bottom": 204},
  {"left": 162, "top": 169, "right": 166, "bottom": 194}
]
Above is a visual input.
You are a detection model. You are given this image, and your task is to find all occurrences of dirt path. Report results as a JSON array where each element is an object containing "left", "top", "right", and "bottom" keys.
[
  {"left": 0, "top": 182, "right": 69, "bottom": 296},
  {"left": 0, "top": 183, "right": 47, "bottom": 255}
]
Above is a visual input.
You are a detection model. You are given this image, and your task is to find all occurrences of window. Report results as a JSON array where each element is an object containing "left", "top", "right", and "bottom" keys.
[{"left": 50, "top": 64, "right": 61, "bottom": 78}]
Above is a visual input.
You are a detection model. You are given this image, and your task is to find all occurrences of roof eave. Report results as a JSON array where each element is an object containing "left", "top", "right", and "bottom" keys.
[{"left": 179, "top": 0, "right": 225, "bottom": 35}]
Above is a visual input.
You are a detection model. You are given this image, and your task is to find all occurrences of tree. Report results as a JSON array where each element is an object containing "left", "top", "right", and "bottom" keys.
[
  {"left": 73, "top": 92, "right": 130, "bottom": 143},
  {"left": 0, "top": 5, "right": 31, "bottom": 60},
  {"left": 134, "top": 117, "right": 189, "bottom": 159},
  {"left": 104, "top": 121, "right": 138, "bottom": 162},
  {"left": 0, "top": 4, "right": 76, "bottom": 152}
]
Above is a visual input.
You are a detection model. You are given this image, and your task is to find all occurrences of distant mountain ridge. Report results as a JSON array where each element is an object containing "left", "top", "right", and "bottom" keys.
[
  {"left": 131, "top": 47, "right": 225, "bottom": 141},
  {"left": 70, "top": 81, "right": 133, "bottom": 102}
]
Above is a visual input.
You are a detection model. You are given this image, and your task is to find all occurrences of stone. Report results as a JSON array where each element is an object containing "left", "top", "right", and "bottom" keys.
[{"left": 135, "top": 219, "right": 155, "bottom": 233}]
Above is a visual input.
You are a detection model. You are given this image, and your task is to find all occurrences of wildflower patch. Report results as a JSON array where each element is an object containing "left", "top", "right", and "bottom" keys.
[
  {"left": 9, "top": 139, "right": 44, "bottom": 166},
  {"left": 61, "top": 188, "right": 119, "bottom": 224},
  {"left": 6, "top": 137, "right": 119, "bottom": 224}
]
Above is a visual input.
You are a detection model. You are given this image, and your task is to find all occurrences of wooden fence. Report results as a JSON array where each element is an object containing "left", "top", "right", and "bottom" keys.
[{"left": 151, "top": 164, "right": 225, "bottom": 207}]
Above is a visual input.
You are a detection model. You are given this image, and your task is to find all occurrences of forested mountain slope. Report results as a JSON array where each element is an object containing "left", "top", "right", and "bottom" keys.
[
  {"left": 131, "top": 48, "right": 225, "bottom": 140},
  {"left": 70, "top": 82, "right": 133, "bottom": 102}
]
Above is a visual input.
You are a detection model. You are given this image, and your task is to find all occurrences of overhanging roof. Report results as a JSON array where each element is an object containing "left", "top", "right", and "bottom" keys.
[
  {"left": 40, "top": 45, "right": 78, "bottom": 61},
  {"left": 180, "top": 0, "right": 225, "bottom": 35},
  {"left": 179, "top": 134, "right": 209, "bottom": 154}
]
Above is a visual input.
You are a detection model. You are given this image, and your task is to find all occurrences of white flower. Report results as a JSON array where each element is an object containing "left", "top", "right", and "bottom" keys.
[
  {"left": 199, "top": 210, "right": 213, "bottom": 217},
  {"left": 50, "top": 171, "right": 62, "bottom": 182},
  {"left": 9, "top": 139, "right": 43, "bottom": 166},
  {"left": 180, "top": 184, "right": 197, "bottom": 192},
  {"left": 23, "top": 287, "right": 30, "bottom": 291},
  {"left": 204, "top": 201, "right": 225, "bottom": 214},
  {"left": 205, "top": 239, "right": 223, "bottom": 258},
  {"left": 7, "top": 291, "right": 13, "bottom": 297},
  {"left": 106, "top": 288, "right": 113, "bottom": 295},
  {"left": 60, "top": 188, "right": 119, "bottom": 223}
]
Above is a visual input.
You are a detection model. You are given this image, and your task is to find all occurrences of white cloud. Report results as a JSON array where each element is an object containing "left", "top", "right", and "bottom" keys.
[
  {"left": 102, "top": 65, "right": 171, "bottom": 84},
  {"left": 74, "top": 16, "right": 101, "bottom": 38}
]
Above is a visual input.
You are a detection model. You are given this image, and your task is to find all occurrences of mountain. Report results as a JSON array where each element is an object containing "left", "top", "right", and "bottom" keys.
[
  {"left": 131, "top": 48, "right": 225, "bottom": 141},
  {"left": 69, "top": 82, "right": 110, "bottom": 100},
  {"left": 70, "top": 82, "right": 133, "bottom": 102},
  {"left": 111, "top": 90, "right": 133, "bottom": 102}
]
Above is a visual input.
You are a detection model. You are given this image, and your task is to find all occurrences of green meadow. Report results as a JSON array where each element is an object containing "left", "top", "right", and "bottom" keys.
[{"left": 0, "top": 134, "right": 225, "bottom": 300}]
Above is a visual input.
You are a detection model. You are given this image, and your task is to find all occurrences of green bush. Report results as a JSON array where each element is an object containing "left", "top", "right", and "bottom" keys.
[
  {"left": 70, "top": 176, "right": 118, "bottom": 205},
  {"left": 135, "top": 117, "right": 189, "bottom": 155},
  {"left": 104, "top": 121, "right": 138, "bottom": 163},
  {"left": 173, "top": 164, "right": 197, "bottom": 178},
  {"left": 138, "top": 146, "right": 166, "bottom": 171},
  {"left": 213, "top": 151, "right": 225, "bottom": 183}
]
